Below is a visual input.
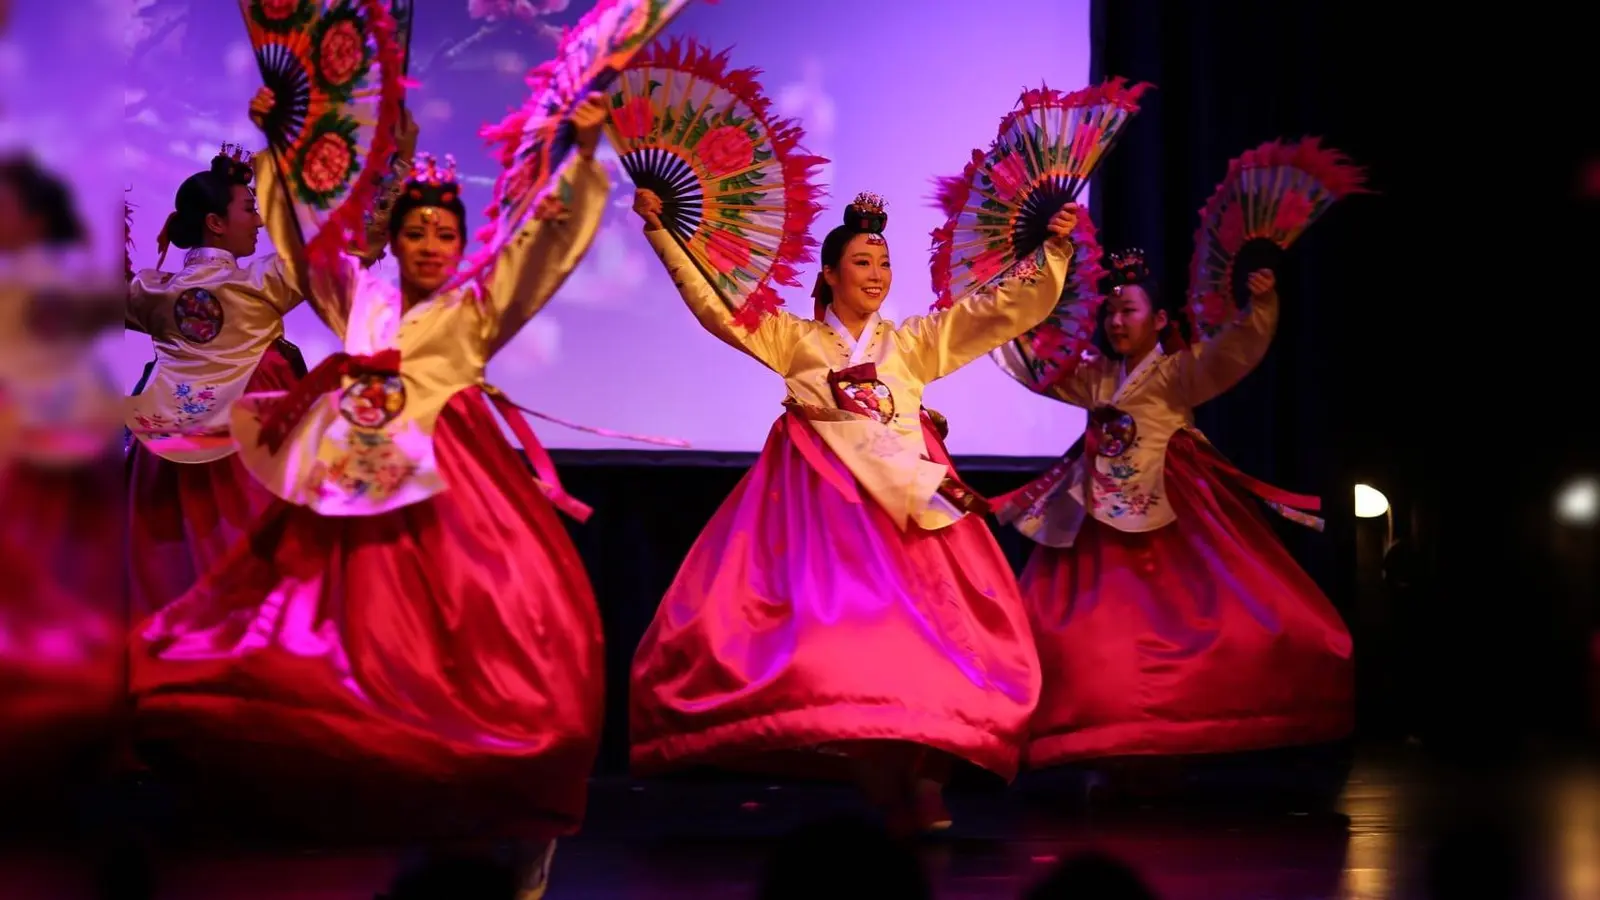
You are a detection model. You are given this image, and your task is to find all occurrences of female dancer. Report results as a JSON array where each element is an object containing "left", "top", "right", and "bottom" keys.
[
  {"left": 0, "top": 157, "right": 124, "bottom": 834},
  {"left": 125, "top": 114, "right": 417, "bottom": 617},
  {"left": 998, "top": 251, "right": 1353, "bottom": 771},
  {"left": 628, "top": 187, "right": 1078, "bottom": 833},
  {"left": 133, "top": 90, "right": 612, "bottom": 895}
]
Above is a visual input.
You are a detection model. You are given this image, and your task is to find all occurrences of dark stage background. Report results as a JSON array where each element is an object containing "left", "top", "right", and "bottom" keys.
[{"left": 553, "top": 0, "right": 1598, "bottom": 776}]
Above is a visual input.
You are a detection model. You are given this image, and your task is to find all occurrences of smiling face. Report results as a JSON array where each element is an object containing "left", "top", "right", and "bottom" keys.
[
  {"left": 823, "top": 233, "right": 892, "bottom": 318},
  {"left": 209, "top": 183, "right": 263, "bottom": 258},
  {"left": 392, "top": 206, "right": 464, "bottom": 296}
]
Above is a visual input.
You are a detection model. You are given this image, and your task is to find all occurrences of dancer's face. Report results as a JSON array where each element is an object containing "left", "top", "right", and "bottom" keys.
[
  {"left": 1104, "top": 284, "right": 1167, "bottom": 359},
  {"left": 208, "top": 184, "right": 263, "bottom": 258},
  {"left": 823, "top": 234, "right": 892, "bottom": 318},
  {"left": 393, "top": 206, "right": 463, "bottom": 296}
]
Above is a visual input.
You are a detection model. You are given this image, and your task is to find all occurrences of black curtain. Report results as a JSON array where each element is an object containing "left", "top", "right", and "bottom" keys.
[{"left": 1087, "top": 0, "right": 1596, "bottom": 750}]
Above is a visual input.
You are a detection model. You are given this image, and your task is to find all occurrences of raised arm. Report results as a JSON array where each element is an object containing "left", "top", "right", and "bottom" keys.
[
  {"left": 479, "top": 156, "right": 610, "bottom": 355},
  {"left": 248, "top": 88, "right": 361, "bottom": 340},
  {"left": 902, "top": 237, "right": 1073, "bottom": 383},
  {"left": 639, "top": 226, "right": 804, "bottom": 373},
  {"left": 1177, "top": 269, "right": 1281, "bottom": 406}
]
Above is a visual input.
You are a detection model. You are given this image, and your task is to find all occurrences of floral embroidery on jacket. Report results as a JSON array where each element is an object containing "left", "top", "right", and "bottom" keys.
[
  {"left": 132, "top": 382, "right": 218, "bottom": 436},
  {"left": 1090, "top": 436, "right": 1163, "bottom": 519},
  {"left": 309, "top": 429, "right": 417, "bottom": 501}
]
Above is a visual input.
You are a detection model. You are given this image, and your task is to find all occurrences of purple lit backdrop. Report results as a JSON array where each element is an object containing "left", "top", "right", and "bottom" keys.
[{"left": 118, "top": 0, "right": 1090, "bottom": 454}]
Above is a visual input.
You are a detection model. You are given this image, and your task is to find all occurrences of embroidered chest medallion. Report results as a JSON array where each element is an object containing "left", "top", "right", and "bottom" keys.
[
  {"left": 173, "top": 288, "right": 224, "bottom": 343},
  {"left": 1087, "top": 405, "right": 1138, "bottom": 458},
  {"left": 338, "top": 374, "right": 407, "bottom": 429},
  {"left": 829, "top": 362, "right": 895, "bottom": 424}
]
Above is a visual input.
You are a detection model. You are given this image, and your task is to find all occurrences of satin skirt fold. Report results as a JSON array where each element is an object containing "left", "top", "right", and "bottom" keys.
[
  {"left": 131, "top": 388, "right": 605, "bottom": 837},
  {"left": 126, "top": 343, "right": 302, "bottom": 617},
  {"left": 1022, "top": 438, "right": 1354, "bottom": 767},
  {"left": 629, "top": 414, "right": 1041, "bottom": 781}
]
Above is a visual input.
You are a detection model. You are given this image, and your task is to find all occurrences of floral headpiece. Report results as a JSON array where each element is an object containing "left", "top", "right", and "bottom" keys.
[
  {"left": 403, "top": 152, "right": 462, "bottom": 221},
  {"left": 1106, "top": 247, "right": 1150, "bottom": 295},
  {"left": 211, "top": 142, "right": 254, "bottom": 185},
  {"left": 844, "top": 191, "right": 887, "bottom": 243}
]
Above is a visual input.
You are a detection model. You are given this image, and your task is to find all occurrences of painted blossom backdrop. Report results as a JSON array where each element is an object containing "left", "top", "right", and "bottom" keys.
[{"left": 113, "top": 0, "right": 1090, "bottom": 453}]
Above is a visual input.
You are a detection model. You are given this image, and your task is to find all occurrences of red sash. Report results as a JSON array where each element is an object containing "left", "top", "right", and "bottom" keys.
[{"left": 256, "top": 348, "right": 401, "bottom": 453}]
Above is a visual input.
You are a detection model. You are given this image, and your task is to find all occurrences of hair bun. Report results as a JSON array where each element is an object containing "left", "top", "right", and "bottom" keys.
[{"left": 843, "top": 191, "right": 887, "bottom": 235}]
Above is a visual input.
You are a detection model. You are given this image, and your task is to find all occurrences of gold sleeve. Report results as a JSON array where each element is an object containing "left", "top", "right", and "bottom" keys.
[
  {"left": 126, "top": 279, "right": 152, "bottom": 333},
  {"left": 479, "top": 156, "right": 611, "bottom": 355},
  {"left": 642, "top": 227, "right": 803, "bottom": 373},
  {"left": 253, "top": 151, "right": 356, "bottom": 340},
  {"left": 900, "top": 239, "right": 1073, "bottom": 382},
  {"left": 1044, "top": 363, "right": 1100, "bottom": 407},
  {"left": 1177, "top": 290, "right": 1280, "bottom": 406}
]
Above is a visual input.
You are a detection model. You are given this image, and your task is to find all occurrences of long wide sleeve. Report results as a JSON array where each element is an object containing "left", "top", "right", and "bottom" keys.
[
  {"left": 253, "top": 151, "right": 357, "bottom": 341},
  {"left": 1043, "top": 362, "right": 1101, "bottom": 408},
  {"left": 643, "top": 227, "right": 804, "bottom": 373},
  {"left": 1177, "top": 290, "right": 1279, "bottom": 406},
  {"left": 900, "top": 239, "right": 1073, "bottom": 382},
  {"left": 480, "top": 156, "right": 610, "bottom": 356}
]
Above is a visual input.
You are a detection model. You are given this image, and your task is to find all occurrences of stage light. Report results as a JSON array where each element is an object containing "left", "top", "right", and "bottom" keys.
[
  {"left": 1555, "top": 476, "right": 1598, "bottom": 527},
  {"left": 1353, "top": 484, "right": 1389, "bottom": 519}
]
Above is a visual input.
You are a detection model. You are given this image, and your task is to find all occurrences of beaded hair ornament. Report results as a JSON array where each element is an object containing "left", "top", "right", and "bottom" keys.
[
  {"left": 213, "top": 142, "right": 254, "bottom": 185},
  {"left": 844, "top": 191, "right": 887, "bottom": 244},
  {"left": 1105, "top": 247, "right": 1150, "bottom": 295},
  {"left": 403, "top": 152, "right": 460, "bottom": 223},
  {"left": 154, "top": 143, "right": 255, "bottom": 265}
]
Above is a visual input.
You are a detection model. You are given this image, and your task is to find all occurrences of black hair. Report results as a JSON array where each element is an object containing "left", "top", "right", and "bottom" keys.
[
  {"left": 0, "top": 156, "right": 86, "bottom": 246},
  {"left": 387, "top": 183, "right": 468, "bottom": 242},
  {"left": 812, "top": 194, "right": 889, "bottom": 311},
  {"left": 1091, "top": 277, "right": 1190, "bottom": 360},
  {"left": 166, "top": 154, "right": 253, "bottom": 250}
]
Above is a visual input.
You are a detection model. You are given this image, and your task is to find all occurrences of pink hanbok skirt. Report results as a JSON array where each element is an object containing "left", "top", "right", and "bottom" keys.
[
  {"left": 630, "top": 411, "right": 1041, "bottom": 781},
  {"left": 1021, "top": 430, "right": 1354, "bottom": 767},
  {"left": 130, "top": 386, "right": 604, "bottom": 839}
]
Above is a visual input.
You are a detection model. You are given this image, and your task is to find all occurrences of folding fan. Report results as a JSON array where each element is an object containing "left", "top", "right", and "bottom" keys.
[
  {"left": 1186, "top": 137, "right": 1367, "bottom": 339},
  {"left": 928, "top": 77, "right": 1150, "bottom": 308},
  {"left": 602, "top": 37, "right": 825, "bottom": 326},
  {"left": 461, "top": 0, "right": 709, "bottom": 290},
  {"left": 241, "top": 0, "right": 406, "bottom": 267}
]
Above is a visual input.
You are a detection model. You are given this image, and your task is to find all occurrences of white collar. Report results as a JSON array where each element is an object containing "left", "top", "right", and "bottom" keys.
[
  {"left": 183, "top": 247, "right": 239, "bottom": 268},
  {"left": 824, "top": 308, "right": 882, "bottom": 365}
]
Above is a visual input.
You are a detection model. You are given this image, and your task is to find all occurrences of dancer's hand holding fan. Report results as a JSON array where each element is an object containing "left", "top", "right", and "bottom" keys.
[
  {"left": 928, "top": 77, "right": 1151, "bottom": 311},
  {"left": 468, "top": 0, "right": 710, "bottom": 291},
  {"left": 603, "top": 37, "right": 826, "bottom": 327},
  {"left": 989, "top": 210, "right": 1108, "bottom": 392},
  {"left": 1185, "top": 137, "right": 1367, "bottom": 340},
  {"left": 239, "top": 0, "right": 406, "bottom": 269}
]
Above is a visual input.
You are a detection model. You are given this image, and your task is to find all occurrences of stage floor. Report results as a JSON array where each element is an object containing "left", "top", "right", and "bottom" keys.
[{"left": 8, "top": 744, "right": 1590, "bottom": 899}]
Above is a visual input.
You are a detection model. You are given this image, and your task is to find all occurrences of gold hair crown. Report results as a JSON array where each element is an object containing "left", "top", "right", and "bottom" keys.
[
  {"left": 411, "top": 151, "right": 459, "bottom": 186},
  {"left": 851, "top": 191, "right": 886, "bottom": 215},
  {"left": 217, "top": 142, "right": 252, "bottom": 165}
]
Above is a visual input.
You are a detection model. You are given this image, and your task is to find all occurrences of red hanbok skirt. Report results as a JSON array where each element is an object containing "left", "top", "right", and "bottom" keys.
[
  {"left": 629, "top": 411, "right": 1041, "bottom": 781},
  {"left": 1021, "top": 430, "right": 1353, "bottom": 767},
  {"left": 0, "top": 449, "right": 124, "bottom": 778},
  {"left": 126, "top": 340, "right": 304, "bottom": 617},
  {"left": 130, "top": 387, "right": 605, "bottom": 839}
]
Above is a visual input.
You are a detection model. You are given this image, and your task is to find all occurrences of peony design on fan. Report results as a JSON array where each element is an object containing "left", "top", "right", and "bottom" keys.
[
  {"left": 601, "top": 36, "right": 827, "bottom": 327},
  {"left": 929, "top": 77, "right": 1151, "bottom": 312},
  {"left": 241, "top": 0, "right": 405, "bottom": 269},
  {"left": 468, "top": 0, "right": 706, "bottom": 293},
  {"left": 1185, "top": 137, "right": 1368, "bottom": 340},
  {"left": 929, "top": 80, "right": 1141, "bottom": 394}
]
